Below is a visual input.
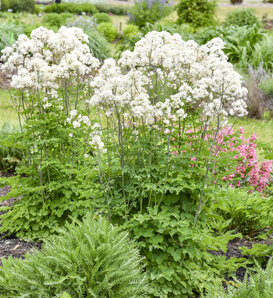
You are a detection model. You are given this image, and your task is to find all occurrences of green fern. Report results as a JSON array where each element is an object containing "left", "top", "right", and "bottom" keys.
[{"left": 0, "top": 214, "right": 147, "bottom": 297}]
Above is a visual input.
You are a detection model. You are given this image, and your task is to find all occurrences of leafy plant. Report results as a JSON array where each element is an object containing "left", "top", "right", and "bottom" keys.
[
  {"left": 125, "top": 201, "right": 243, "bottom": 297},
  {"left": 44, "top": 3, "right": 97, "bottom": 15},
  {"left": 176, "top": 0, "right": 216, "bottom": 28},
  {"left": 93, "top": 12, "right": 112, "bottom": 24},
  {"left": 0, "top": 214, "right": 147, "bottom": 297},
  {"left": 129, "top": 1, "right": 172, "bottom": 28},
  {"left": 207, "top": 258, "right": 273, "bottom": 297},
  {"left": 207, "top": 188, "right": 273, "bottom": 236},
  {"left": 122, "top": 24, "right": 140, "bottom": 39},
  {"left": 252, "top": 33, "right": 273, "bottom": 72},
  {"left": 42, "top": 13, "right": 73, "bottom": 28},
  {"left": 225, "top": 9, "right": 261, "bottom": 27},
  {"left": 1, "top": 0, "right": 35, "bottom": 13},
  {"left": 97, "top": 22, "right": 118, "bottom": 42},
  {"left": 94, "top": 3, "right": 129, "bottom": 16}
]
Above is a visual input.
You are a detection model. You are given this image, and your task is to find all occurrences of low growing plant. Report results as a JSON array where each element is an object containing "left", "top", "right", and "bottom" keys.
[
  {"left": 225, "top": 9, "right": 261, "bottom": 27},
  {"left": 97, "top": 22, "right": 118, "bottom": 42},
  {"left": 0, "top": 214, "right": 147, "bottom": 297}
]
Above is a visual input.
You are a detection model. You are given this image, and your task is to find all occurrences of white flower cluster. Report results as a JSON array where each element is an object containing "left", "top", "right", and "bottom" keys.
[
  {"left": 117, "top": 31, "right": 248, "bottom": 120},
  {"left": 67, "top": 109, "right": 91, "bottom": 129},
  {"left": 1, "top": 26, "right": 100, "bottom": 91},
  {"left": 89, "top": 123, "right": 105, "bottom": 150}
]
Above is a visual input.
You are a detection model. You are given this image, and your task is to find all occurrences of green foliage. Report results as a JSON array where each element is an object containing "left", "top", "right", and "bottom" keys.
[
  {"left": 42, "top": 13, "right": 73, "bottom": 28},
  {"left": 259, "top": 76, "right": 273, "bottom": 95},
  {"left": 225, "top": 9, "right": 261, "bottom": 27},
  {"left": 207, "top": 188, "right": 273, "bottom": 236},
  {"left": 97, "top": 22, "right": 118, "bottom": 42},
  {"left": 0, "top": 22, "right": 24, "bottom": 55},
  {"left": 86, "top": 29, "right": 110, "bottom": 60},
  {"left": 94, "top": 3, "right": 129, "bottom": 16},
  {"left": 125, "top": 200, "right": 243, "bottom": 297},
  {"left": 252, "top": 33, "right": 273, "bottom": 72},
  {"left": 0, "top": 0, "right": 35, "bottom": 13},
  {"left": 93, "top": 12, "right": 112, "bottom": 24},
  {"left": 123, "top": 24, "right": 140, "bottom": 38},
  {"left": 0, "top": 123, "right": 22, "bottom": 173},
  {"left": 176, "top": 0, "right": 216, "bottom": 28},
  {"left": 44, "top": 3, "right": 98, "bottom": 15},
  {"left": 207, "top": 258, "right": 273, "bottom": 297},
  {"left": 0, "top": 215, "right": 147, "bottom": 297},
  {"left": 129, "top": 1, "right": 172, "bottom": 28},
  {"left": 194, "top": 25, "right": 265, "bottom": 71}
]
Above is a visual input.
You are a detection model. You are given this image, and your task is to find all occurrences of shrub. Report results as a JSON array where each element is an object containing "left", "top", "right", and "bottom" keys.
[
  {"left": 97, "top": 22, "right": 118, "bottom": 42},
  {"left": 225, "top": 9, "right": 261, "bottom": 27},
  {"left": 94, "top": 3, "right": 129, "bottom": 16},
  {"left": 93, "top": 12, "right": 112, "bottom": 24},
  {"left": 129, "top": 1, "right": 172, "bottom": 28},
  {"left": 122, "top": 24, "right": 139, "bottom": 38},
  {"left": 44, "top": 3, "right": 97, "bottom": 15},
  {"left": 1, "top": 0, "right": 35, "bottom": 13},
  {"left": 230, "top": 0, "right": 243, "bottom": 4},
  {"left": 42, "top": 13, "right": 73, "bottom": 28},
  {"left": 176, "top": 0, "right": 216, "bottom": 28},
  {"left": 0, "top": 215, "right": 147, "bottom": 297}
]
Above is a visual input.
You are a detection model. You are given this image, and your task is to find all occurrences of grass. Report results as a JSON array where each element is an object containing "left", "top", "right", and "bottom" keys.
[{"left": 0, "top": 89, "right": 19, "bottom": 129}]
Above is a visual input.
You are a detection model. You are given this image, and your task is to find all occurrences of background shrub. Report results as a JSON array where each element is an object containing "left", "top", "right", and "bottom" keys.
[
  {"left": 42, "top": 13, "right": 73, "bottom": 28},
  {"left": 122, "top": 24, "right": 140, "bottom": 38},
  {"left": 176, "top": 0, "right": 216, "bottom": 28},
  {"left": 44, "top": 3, "right": 97, "bottom": 15},
  {"left": 0, "top": 0, "right": 35, "bottom": 13},
  {"left": 0, "top": 215, "right": 147, "bottom": 297},
  {"left": 93, "top": 12, "right": 112, "bottom": 24},
  {"left": 94, "top": 3, "right": 129, "bottom": 16},
  {"left": 129, "top": 1, "right": 172, "bottom": 28},
  {"left": 225, "top": 9, "right": 261, "bottom": 27},
  {"left": 97, "top": 22, "right": 118, "bottom": 42}
]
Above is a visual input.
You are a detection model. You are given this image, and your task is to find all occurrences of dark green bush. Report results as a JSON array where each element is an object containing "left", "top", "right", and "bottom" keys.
[
  {"left": 225, "top": 9, "right": 261, "bottom": 27},
  {"left": 0, "top": 215, "right": 147, "bottom": 297},
  {"left": 1, "top": 0, "right": 35, "bottom": 13},
  {"left": 97, "top": 22, "right": 118, "bottom": 42},
  {"left": 129, "top": 1, "right": 172, "bottom": 28},
  {"left": 42, "top": 12, "right": 73, "bottom": 28},
  {"left": 93, "top": 12, "right": 112, "bottom": 24},
  {"left": 44, "top": 3, "right": 97, "bottom": 15},
  {"left": 95, "top": 3, "right": 129, "bottom": 16},
  {"left": 176, "top": 0, "right": 216, "bottom": 28}
]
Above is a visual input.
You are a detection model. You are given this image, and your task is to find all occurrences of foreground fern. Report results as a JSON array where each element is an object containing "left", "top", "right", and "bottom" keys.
[{"left": 0, "top": 214, "right": 147, "bottom": 297}]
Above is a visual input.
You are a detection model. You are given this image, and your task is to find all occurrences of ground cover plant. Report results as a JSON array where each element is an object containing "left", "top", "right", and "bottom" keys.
[{"left": 0, "top": 214, "right": 147, "bottom": 297}]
